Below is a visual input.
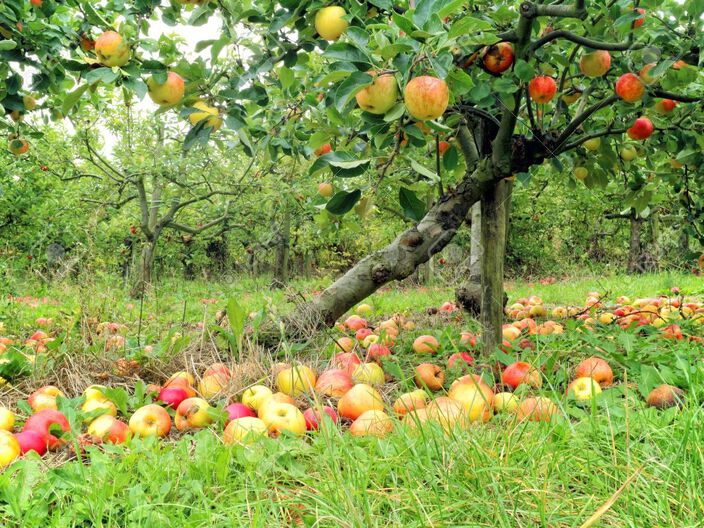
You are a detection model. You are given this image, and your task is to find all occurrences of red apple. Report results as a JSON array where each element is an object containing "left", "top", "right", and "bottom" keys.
[
  {"left": 615, "top": 73, "right": 644, "bottom": 103},
  {"left": 14, "top": 430, "right": 47, "bottom": 456},
  {"left": 303, "top": 406, "right": 338, "bottom": 430},
  {"left": 447, "top": 352, "right": 474, "bottom": 369},
  {"left": 314, "top": 143, "right": 331, "bottom": 156},
  {"left": 314, "top": 368, "right": 354, "bottom": 397},
  {"left": 403, "top": 76, "right": 449, "bottom": 121},
  {"left": 574, "top": 357, "right": 613, "bottom": 387},
  {"left": 157, "top": 386, "right": 189, "bottom": 409},
  {"left": 482, "top": 42, "right": 514, "bottom": 74},
  {"left": 438, "top": 141, "right": 451, "bottom": 156},
  {"left": 414, "top": 363, "right": 445, "bottom": 391},
  {"left": 633, "top": 7, "right": 645, "bottom": 27},
  {"left": 528, "top": 76, "right": 557, "bottom": 104},
  {"left": 366, "top": 343, "right": 391, "bottom": 362},
  {"left": 224, "top": 403, "right": 257, "bottom": 423},
  {"left": 627, "top": 117, "right": 654, "bottom": 140},
  {"left": 332, "top": 352, "right": 361, "bottom": 374},
  {"left": 23, "top": 410, "right": 71, "bottom": 450},
  {"left": 654, "top": 98, "right": 676, "bottom": 113},
  {"left": 501, "top": 361, "right": 542, "bottom": 389}
]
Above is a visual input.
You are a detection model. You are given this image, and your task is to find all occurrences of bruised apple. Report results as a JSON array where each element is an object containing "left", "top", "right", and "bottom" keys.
[{"left": 355, "top": 72, "right": 398, "bottom": 115}]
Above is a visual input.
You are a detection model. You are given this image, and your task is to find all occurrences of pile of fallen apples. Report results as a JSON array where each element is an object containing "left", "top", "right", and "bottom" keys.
[{"left": 0, "top": 297, "right": 690, "bottom": 470}]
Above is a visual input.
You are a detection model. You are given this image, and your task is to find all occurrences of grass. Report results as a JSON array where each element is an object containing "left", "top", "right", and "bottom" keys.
[{"left": 1, "top": 271, "right": 703, "bottom": 527}]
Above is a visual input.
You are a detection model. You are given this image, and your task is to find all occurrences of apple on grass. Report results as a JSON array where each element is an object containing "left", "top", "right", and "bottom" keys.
[
  {"left": 257, "top": 392, "right": 297, "bottom": 418},
  {"left": 175, "top": 397, "right": 213, "bottom": 431},
  {"left": 448, "top": 382, "right": 494, "bottom": 423},
  {"left": 223, "top": 417, "right": 268, "bottom": 445},
  {"left": 276, "top": 365, "right": 317, "bottom": 397},
  {"left": 157, "top": 386, "right": 189, "bottom": 409},
  {"left": 392, "top": 390, "right": 428, "bottom": 416},
  {"left": 198, "top": 374, "right": 229, "bottom": 400},
  {"left": 303, "top": 406, "right": 338, "bottom": 431},
  {"left": 129, "top": 404, "right": 172, "bottom": 438},
  {"left": 412, "top": 335, "right": 440, "bottom": 354},
  {"left": 501, "top": 362, "right": 542, "bottom": 389},
  {"left": 315, "top": 369, "right": 353, "bottom": 398},
  {"left": 447, "top": 352, "right": 474, "bottom": 370},
  {"left": 0, "top": 430, "right": 21, "bottom": 468},
  {"left": 338, "top": 384, "right": 384, "bottom": 421},
  {"left": 414, "top": 363, "right": 445, "bottom": 391},
  {"left": 28, "top": 385, "right": 64, "bottom": 412},
  {"left": 14, "top": 430, "right": 47, "bottom": 456},
  {"left": 81, "top": 397, "right": 118, "bottom": 422},
  {"left": 87, "top": 415, "right": 130, "bottom": 444},
  {"left": 352, "top": 362, "right": 385, "bottom": 386},
  {"left": 259, "top": 402, "right": 306, "bottom": 437},
  {"left": 203, "top": 362, "right": 232, "bottom": 379},
  {"left": 426, "top": 397, "right": 470, "bottom": 432},
  {"left": 646, "top": 384, "right": 684, "bottom": 409},
  {"left": 224, "top": 403, "right": 257, "bottom": 423},
  {"left": 23, "top": 409, "right": 71, "bottom": 450},
  {"left": 349, "top": 410, "right": 393, "bottom": 438},
  {"left": 517, "top": 397, "right": 558, "bottom": 422},
  {"left": 0, "top": 407, "right": 14, "bottom": 431},
  {"left": 493, "top": 392, "right": 519, "bottom": 413},
  {"left": 567, "top": 377, "right": 603, "bottom": 401},
  {"left": 241, "top": 385, "right": 274, "bottom": 411},
  {"left": 574, "top": 357, "right": 614, "bottom": 386}
]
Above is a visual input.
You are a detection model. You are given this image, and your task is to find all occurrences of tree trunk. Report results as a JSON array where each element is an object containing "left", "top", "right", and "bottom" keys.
[
  {"left": 272, "top": 209, "right": 291, "bottom": 288},
  {"left": 131, "top": 238, "right": 157, "bottom": 298},
  {"left": 469, "top": 202, "right": 482, "bottom": 282},
  {"left": 627, "top": 214, "right": 643, "bottom": 274},
  {"left": 651, "top": 211, "right": 660, "bottom": 271},
  {"left": 480, "top": 179, "right": 511, "bottom": 356},
  {"left": 274, "top": 162, "right": 496, "bottom": 336}
]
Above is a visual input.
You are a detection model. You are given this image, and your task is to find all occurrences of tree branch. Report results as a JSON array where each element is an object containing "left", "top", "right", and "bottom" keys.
[
  {"left": 557, "top": 127, "right": 628, "bottom": 153},
  {"left": 519, "top": 1, "right": 587, "bottom": 20},
  {"left": 553, "top": 95, "right": 619, "bottom": 150},
  {"left": 530, "top": 30, "right": 643, "bottom": 52},
  {"left": 651, "top": 90, "right": 702, "bottom": 103}
]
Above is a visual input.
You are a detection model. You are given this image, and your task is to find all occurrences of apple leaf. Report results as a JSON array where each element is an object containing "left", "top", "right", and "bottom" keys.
[
  {"left": 326, "top": 189, "right": 362, "bottom": 215},
  {"left": 410, "top": 159, "right": 439, "bottom": 181},
  {"left": 399, "top": 187, "right": 426, "bottom": 221},
  {"left": 334, "top": 71, "right": 373, "bottom": 113},
  {"left": 0, "top": 40, "right": 17, "bottom": 51},
  {"left": 61, "top": 85, "right": 89, "bottom": 115},
  {"left": 324, "top": 43, "right": 370, "bottom": 64}
]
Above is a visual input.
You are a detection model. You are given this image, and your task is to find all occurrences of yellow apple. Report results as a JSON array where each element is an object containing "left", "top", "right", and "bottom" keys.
[
  {"left": 493, "top": 392, "right": 519, "bottom": 413},
  {"left": 259, "top": 402, "right": 306, "bottom": 436},
  {"left": 315, "top": 6, "right": 348, "bottom": 41},
  {"left": 567, "top": 377, "right": 603, "bottom": 401},
  {"left": 87, "top": 415, "right": 130, "bottom": 444},
  {"left": 349, "top": 410, "right": 393, "bottom": 437},
  {"left": 0, "top": 430, "right": 20, "bottom": 468},
  {"left": 175, "top": 397, "right": 213, "bottom": 430},
  {"left": 355, "top": 72, "right": 398, "bottom": 115},
  {"left": 0, "top": 408, "right": 14, "bottom": 431},
  {"left": 352, "top": 362, "right": 385, "bottom": 385},
  {"left": 147, "top": 71, "right": 185, "bottom": 106},
  {"left": 242, "top": 385, "right": 274, "bottom": 411},
  {"left": 188, "top": 101, "right": 222, "bottom": 132},
  {"left": 276, "top": 365, "right": 317, "bottom": 397},
  {"left": 223, "top": 416, "right": 268, "bottom": 445},
  {"left": 198, "top": 374, "right": 229, "bottom": 399},
  {"left": 81, "top": 398, "right": 118, "bottom": 422},
  {"left": 448, "top": 382, "right": 494, "bottom": 422}
]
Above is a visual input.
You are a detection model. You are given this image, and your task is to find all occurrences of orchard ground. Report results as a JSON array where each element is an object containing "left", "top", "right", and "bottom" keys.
[{"left": 1, "top": 271, "right": 703, "bottom": 527}]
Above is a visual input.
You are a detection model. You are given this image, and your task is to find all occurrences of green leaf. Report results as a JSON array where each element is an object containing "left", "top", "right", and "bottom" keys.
[
  {"left": 227, "top": 297, "right": 247, "bottom": 354},
  {"left": 438, "top": 0, "right": 466, "bottom": 18},
  {"left": 326, "top": 189, "right": 362, "bottom": 215},
  {"left": 0, "top": 40, "right": 17, "bottom": 51},
  {"left": 61, "top": 85, "right": 89, "bottom": 115},
  {"left": 334, "top": 71, "right": 373, "bottom": 112},
  {"left": 323, "top": 42, "right": 370, "bottom": 64},
  {"left": 443, "top": 146, "right": 459, "bottom": 171},
  {"left": 278, "top": 66, "right": 294, "bottom": 90},
  {"left": 383, "top": 102, "right": 406, "bottom": 122},
  {"left": 84, "top": 67, "right": 119, "bottom": 86},
  {"left": 514, "top": 60, "right": 535, "bottom": 82},
  {"left": 399, "top": 187, "right": 426, "bottom": 221},
  {"left": 392, "top": 12, "right": 417, "bottom": 36},
  {"left": 410, "top": 159, "right": 439, "bottom": 181},
  {"left": 448, "top": 16, "right": 494, "bottom": 39}
]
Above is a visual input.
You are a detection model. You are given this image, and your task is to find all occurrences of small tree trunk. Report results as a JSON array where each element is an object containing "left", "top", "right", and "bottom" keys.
[
  {"left": 627, "top": 214, "right": 643, "bottom": 274},
  {"left": 272, "top": 210, "right": 291, "bottom": 288},
  {"left": 131, "top": 238, "right": 157, "bottom": 298},
  {"left": 651, "top": 211, "right": 660, "bottom": 271},
  {"left": 480, "top": 179, "right": 511, "bottom": 355},
  {"left": 469, "top": 202, "right": 482, "bottom": 282}
]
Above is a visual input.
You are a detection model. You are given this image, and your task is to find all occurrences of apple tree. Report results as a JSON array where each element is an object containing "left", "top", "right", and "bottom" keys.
[{"left": 2, "top": 0, "right": 703, "bottom": 352}]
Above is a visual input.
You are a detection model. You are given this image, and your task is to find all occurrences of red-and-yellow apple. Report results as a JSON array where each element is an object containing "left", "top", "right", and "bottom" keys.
[
  {"left": 257, "top": 392, "right": 297, "bottom": 417},
  {"left": 314, "top": 143, "right": 331, "bottom": 156},
  {"left": 574, "top": 357, "right": 613, "bottom": 387},
  {"left": 223, "top": 417, "right": 268, "bottom": 444},
  {"left": 639, "top": 63, "right": 658, "bottom": 85},
  {"left": 528, "top": 76, "right": 557, "bottom": 103},
  {"left": 332, "top": 351, "right": 361, "bottom": 374},
  {"left": 23, "top": 409, "right": 71, "bottom": 450},
  {"left": 493, "top": 392, "right": 519, "bottom": 413},
  {"left": 87, "top": 415, "right": 130, "bottom": 444},
  {"left": 276, "top": 365, "right": 317, "bottom": 397},
  {"left": 517, "top": 397, "right": 557, "bottom": 422},
  {"left": 338, "top": 383, "right": 384, "bottom": 420},
  {"left": 654, "top": 98, "right": 676, "bottom": 113},
  {"left": 355, "top": 72, "right": 398, "bottom": 114},
  {"left": 224, "top": 402, "right": 257, "bottom": 423},
  {"left": 392, "top": 390, "right": 428, "bottom": 416},
  {"left": 579, "top": 50, "right": 611, "bottom": 77},
  {"left": 646, "top": 384, "right": 684, "bottom": 409},
  {"left": 426, "top": 397, "right": 469, "bottom": 431},
  {"left": 166, "top": 371, "right": 196, "bottom": 387},
  {"left": 28, "top": 386, "right": 64, "bottom": 412},
  {"left": 14, "top": 430, "right": 47, "bottom": 456},
  {"left": 615, "top": 73, "right": 644, "bottom": 103},
  {"left": 412, "top": 335, "right": 439, "bottom": 354},
  {"left": 344, "top": 315, "right": 367, "bottom": 331},
  {"left": 241, "top": 385, "right": 274, "bottom": 411},
  {"left": 0, "top": 430, "right": 20, "bottom": 467},
  {"left": 482, "top": 42, "right": 514, "bottom": 74},
  {"left": 303, "top": 406, "right": 338, "bottom": 430},
  {"left": 365, "top": 343, "right": 391, "bottom": 363},
  {"left": 95, "top": 31, "right": 130, "bottom": 67},
  {"left": 318, "top": 182, "right": 334, "bottom": 198},
  {"left": 567, "top": 377, "right": 603, "bottom": 401},
  {"left": 157, "top": 386, "right": 189, "bottom": 409},
  {"left": 448, "top": 382, "right": 494, "bottom": 422},
  {"left": 502, "top": 362, "right": 542, "bottom": 389},
  {"left": 175, "top": 397, "right": 213, "bottom": 430},
  {"left": 128, "top": 404, "right": 171, "bottom": 438},
  {"left": 403, "top": 76, "right": 449, "bottom": 121},
  {"left": 414, "top": 363, "right": 445, "bottom": 391},
  {"left": 198, "top": 374, "right": 229, "bottom": 399},
  {"left": 203, "top": 362, "right": 232, "bottom": 379},
  {"left": 627, "top": 117, "right": 653, "bottom": 140},
  {"left": 314, "top": 368, "right": 354, "bottom": 397},
  {"left": 349, "top": 410, "right": 393, "bottom": 437},
  {"left": 315, "top": 6, "right": 348, "bottom": 41},
  {"left": 259, "top": 402, "right": 306, "bottom": 436},
  {"left": 147, "top": 71, "right": 185, "bottom": 106}
]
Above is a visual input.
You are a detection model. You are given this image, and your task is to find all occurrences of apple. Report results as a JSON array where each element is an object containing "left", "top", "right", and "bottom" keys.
[
  {"left": 639, "top": 63, "right": 658, "bottom": 85},
  {"left": 224, "top": 402, "right": 257, "bottom": 423},
  {"left": 175, "top": 397, "right": 213, "bottom": 431},
  {"left": 94, "top": 31, "right": 130, "bottom": 67},
  {"left": 627, "top": 117, "right": 653, "bottom": 140},
  {"left": 28, "top": 385, "right": 64, "bottom": 412},
  {"left": 646, "top": 384, "right": 684, "bottom": 409},
  {"left": 355, "top": 72, "right": 398, "bottom": 115},
  {"left": 23, "top": 409, "right": 71, "bottom": 450},
  {"left": 366, "top": 343, "right": 391, "bottom": 363},
  {"left": 8, "top": 137, "right": 29, "bottom": 155},
  {"left": 361, "top": 334, "right": 380, "bottom": 348},
  {"left": 502, "top": 325, "right": 521, "bottom": 341},
  {"left": 567, "top": 377, "right": 603, "bottom": 401},
  {"left": 318, "top": 182, "right": 334, "bottom": 198},
  {"left": 414, "top": 363, "right": 445, "bottom": 391},
  {"left": 82, "top": 384, "right": 108, "bottom": 401},
  {"left": 352, "top": 362, "right": 385, "bottom": 386},
  {"left": 128, "top": 404, "right": 172, "bottom": 438},
  {"left": 314, "top": 143, "right": 331, "bottom": 156},
  {"left": 0, "top": 408, "right": 14, "bottom": 431},
  {"left": 426, "top": 397, "right": 469, "bottom": 431},
  {"left": 344, "top": 315, "right": 367, "bottom": 331},
  {"left": 242, "top": 385, "right": 274, "bottom": 411},
  {"left": 583, "top": 138, "right": 601, "bottom": 151},
  {"left": 482, "top": 42, "right": 514, "bottom": 74},
  {"left": 528, "top": 76, "right": 557, "bottom": 104},
  {"left": 314, "top": 368, "right": 354, "bottom": 397},
  {"left": 579, "top": 50, "right": 611, "bottom": 78},
  {"left": 303, "top": 406, "right": 338, "bottom": 431},
  {"left": 447, "top": 352, "right": 474, "bottom": 369},
  {"left": 332, "top": 352, "right": 361, "bottom": 374},
  {"left": 315, "top": 6, "right": 348, "bottom": 41},
  {"left": 517, "top": 397, "right": 557, "bottom": 422},
  {"left": 147, "top": 72, "right": 185, "bottom": 106},
  {"left": 654, "top": 99, "right": 676, "bottom": 113},
  {"left": 448, "top": 382, "right": 494, "bottom": 422},
  {"left": 574, "top": 357, "right": 613, "bottom": 387},
  {"left": 574, "top": 167, "right": 588, "bottom": 181},
  {"left": 22, "top": 95, "right": 37, "bottom": 111},
  {"left": 412, "top": 335, "right": 439, "bottom": 354},
  {"left": 459, "top": 332, "right": 478, "bottom": 348},
  {"left": 620, "top": 146, "right": 637, "bottom": 161},
  {"left": 188, "top": 101, "right": 222, "bottom": 131},
  {"left": 198, "top": 374, "right": 229, "bottom": 399},
  {"left": 276, "top": 365, "right": 317, "bottom": 397},
  {"left": 403, "top": 76, "right": 449, "bottom": 121},
  {"left": 633, "top": 7, "right": 646, "bottom": 27},
  {"left": 257, "top": 392, "right": 297, "bottom": 417},
  {"left": 615, "top": 73, "right": 644, "bottom": 103},
  {"left": 392, "top": 390, "right": 428, "bottom": 416},
  {"left": 349, "top": 410, "right": 393, "bottom": 438},
  {"left": 0, "top": 431, "right": 20, "bottom": 468},
  {"left": 356, "top": 327, "right": 373, "bottom": 341},
  {"left": 157, "top": 386, "right": 189, "bottom": 409},
  {"left": 166, "top": 371, "right": 195, "bottom": 387},
  {"left": 81, "top": 397, "right": 118, "bottom": 421},
  {"left": 203, "top": 362, "right": 232, "bottom": 379},
  {"left": 223, "top": 417, "right": 268, "bottom": 444},
  {"left": 493, "top": 392, "right": 519, "bottom": 413},
  {"left": 356, "top": 303, "right": 373, "bottom": 315},
  {"left": 338, "top": 384, "right": 385, "bottom": 421},
  {"left": 87, "top": 415, "right": 130, "bottom": 444},
  {"left": 14, "top": 430, "right": 46, "bottom": 456},
  {"left": 502, "top": 362, "right": 542, "bottom": 389},
  {"left": 259, "top": 402, "right": 306, "bottom": 436}
]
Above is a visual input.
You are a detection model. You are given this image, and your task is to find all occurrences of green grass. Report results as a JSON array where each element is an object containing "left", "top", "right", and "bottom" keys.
[{"left": 1, "top": 272, "right": 703, "bottom": 527}]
